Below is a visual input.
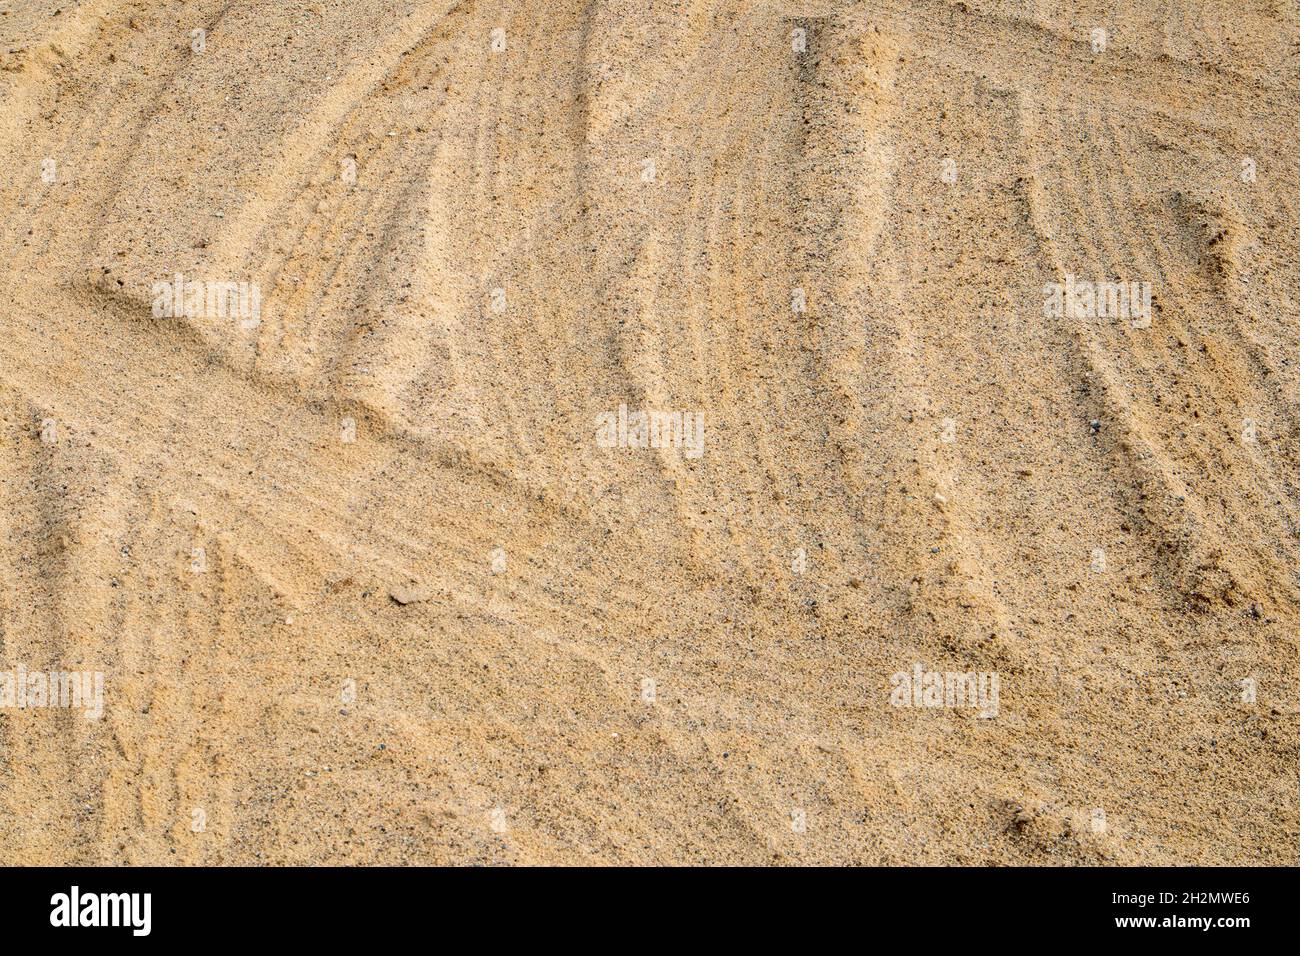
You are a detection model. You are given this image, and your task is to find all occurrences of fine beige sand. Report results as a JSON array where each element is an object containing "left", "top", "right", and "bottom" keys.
[{"left": 0, "top": 0, "right": 1297, "bottom": 865}]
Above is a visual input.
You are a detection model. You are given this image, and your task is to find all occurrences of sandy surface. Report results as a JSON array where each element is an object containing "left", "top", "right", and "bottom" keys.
[{"left": 0, "top": 0, "right": 1296, "bottom": 865}]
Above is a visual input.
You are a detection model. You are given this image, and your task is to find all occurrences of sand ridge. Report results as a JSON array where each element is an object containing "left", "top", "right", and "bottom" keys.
[{"left": 0, "top": 0, "right": 1296, "bottom": 864}]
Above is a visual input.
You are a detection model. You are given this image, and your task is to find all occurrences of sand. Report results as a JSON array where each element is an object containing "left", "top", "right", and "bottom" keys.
[{"left": 0, "top": 0, "right": 1296, "bottom": 865}]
